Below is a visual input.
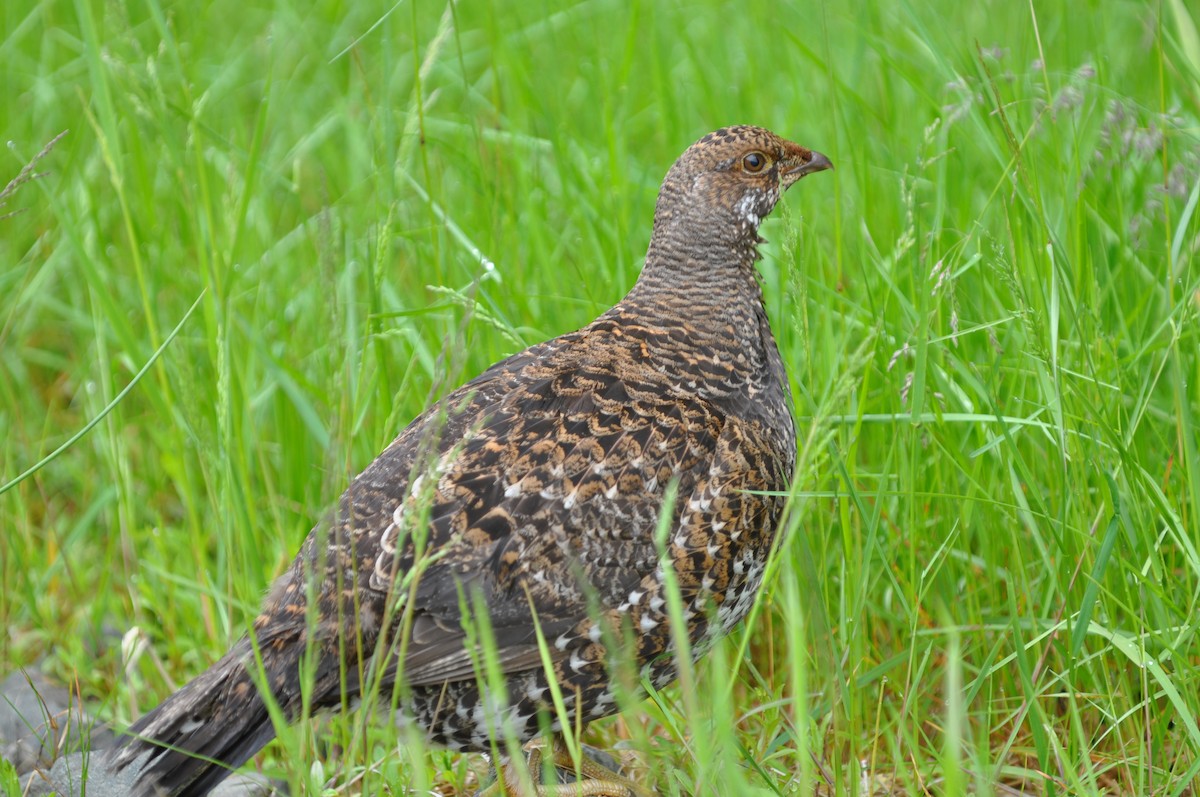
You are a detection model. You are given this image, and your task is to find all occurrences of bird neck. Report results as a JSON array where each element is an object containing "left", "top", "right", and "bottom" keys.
[
  {"left": 627, "top": 222, "right": 766, "bottom": 321},
  {"left": 606, "top": 229, "right": 792, "bottom": 419},
  {"left": 604, "top": 232, "right": 783, "bottom": 395}
]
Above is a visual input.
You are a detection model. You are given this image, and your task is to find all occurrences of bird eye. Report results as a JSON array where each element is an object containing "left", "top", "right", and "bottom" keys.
[{"left": 742, "top": 152, "right": 768, "bottom": 173}]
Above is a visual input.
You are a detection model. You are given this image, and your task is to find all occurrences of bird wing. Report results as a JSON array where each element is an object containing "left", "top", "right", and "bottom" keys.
[{"left": 358, "top": 342, "right": 727, "bottom": 689}]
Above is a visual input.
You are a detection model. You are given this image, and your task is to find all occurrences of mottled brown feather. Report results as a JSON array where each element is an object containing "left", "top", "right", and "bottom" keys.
[{"left": 111, "top": 125, "right": 831, "bottom": 796}]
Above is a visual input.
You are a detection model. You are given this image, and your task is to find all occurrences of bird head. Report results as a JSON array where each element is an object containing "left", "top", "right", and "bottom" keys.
[{"left": 652, "top": 125, "right": 832, "bottom": 243}]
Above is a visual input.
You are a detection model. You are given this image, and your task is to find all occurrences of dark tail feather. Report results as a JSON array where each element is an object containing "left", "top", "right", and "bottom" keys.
[{"left": 109, "top": 637, "right": 289, "bottom": 797}]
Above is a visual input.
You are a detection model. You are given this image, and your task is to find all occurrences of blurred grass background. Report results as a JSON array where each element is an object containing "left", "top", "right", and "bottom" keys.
[{"left": 2, "top": 0, "right": 1200, "bottom": 794}]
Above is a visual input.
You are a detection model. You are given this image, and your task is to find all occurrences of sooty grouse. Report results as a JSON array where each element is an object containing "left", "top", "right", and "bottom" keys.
[{"left": 111, "top": 125, "right": 832, "bottom": 796}]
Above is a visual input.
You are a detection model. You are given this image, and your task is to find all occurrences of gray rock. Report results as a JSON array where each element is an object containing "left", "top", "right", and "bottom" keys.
[
  {"left": 0, "top": 669, "right": 114, "bottom": 774},
  {"left": 2, "top": 669, "right": 279, "bottom": 795},
  {"left": 20, "top": 751, "right": 141, "bottom": 797},
  {"left": 19, "top": 750, "right": 278, "bottom": 796}
]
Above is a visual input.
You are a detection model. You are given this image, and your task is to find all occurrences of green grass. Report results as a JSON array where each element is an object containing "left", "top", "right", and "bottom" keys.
[{"left": 3, "top": 0, "right": 1200, "bottom": 794}]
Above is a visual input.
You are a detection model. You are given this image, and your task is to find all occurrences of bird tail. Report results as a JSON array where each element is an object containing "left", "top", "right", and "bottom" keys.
[{"left": 110, "top": 636, "right": 292, "bottom": 797}]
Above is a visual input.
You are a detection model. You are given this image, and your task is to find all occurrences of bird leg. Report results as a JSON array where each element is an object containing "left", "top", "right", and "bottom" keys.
[{"left": 478, "top": 736, "right": 649, "bottom": 797}]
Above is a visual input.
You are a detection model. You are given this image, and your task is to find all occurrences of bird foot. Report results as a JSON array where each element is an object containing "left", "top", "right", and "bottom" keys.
[{"left": 476, "top": 737, "right": 649, "bottom": 797}]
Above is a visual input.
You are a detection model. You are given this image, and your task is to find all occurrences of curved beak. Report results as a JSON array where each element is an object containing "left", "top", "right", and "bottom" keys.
[{"left": 782, "top": 150, "right": 833, "bottom": 187}]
